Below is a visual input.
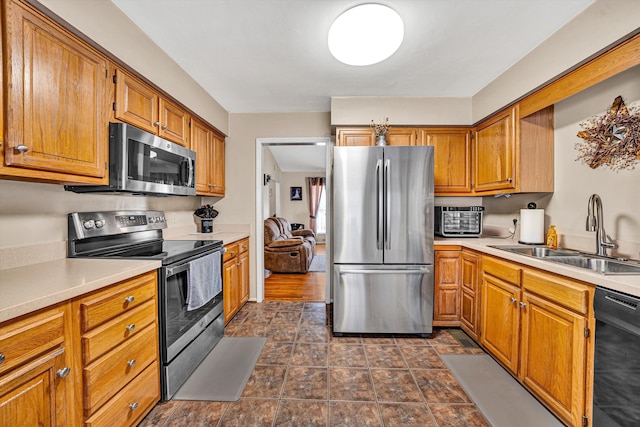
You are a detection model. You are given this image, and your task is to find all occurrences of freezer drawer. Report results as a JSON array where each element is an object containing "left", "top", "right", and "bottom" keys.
[{"left": 333, "top": 265, "right": 434, "bottom": 335}]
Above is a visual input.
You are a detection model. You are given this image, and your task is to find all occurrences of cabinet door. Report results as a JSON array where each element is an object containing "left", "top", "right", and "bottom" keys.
[
  {"left": 210, "top": 134, "right": 225, "bottom": 196},
  {"left": 481, "top": 274, "right": 520, "bottom": 374},
  {"left": 0, "top": 348, "right": 68, "bottom": 427},
  {"left": 386, "top": 128, "right": 418, "bottom": 146},
  {"left": 520, "top": 292, "right": 587, "bottom": 427},
  {"left": 223, "top": 258, "right": 239, "bottom": 324},
  {"left": 336, "top": 128, "right": 374, "bottom": 146},
  {"left": 434, "top": 251, "right": 460, "bottom": 322},
  {"left": 238, "top": 250, "right": 250, "bottom": 305},
  {"left": 114, "top": 69, "right": 158, "bottom": 135},
  {"left": 159, "top": 98, "right": 189, "bottom": 146},
  {"left": 190, "top": 118, "right": 212, "bottom": 195},
  {"left": 422, "top": 128, "right": 472, "bottom": 194},
  {"left": 3, "top": 0, "right": 108, "bottom": 181},
  {"left": 473, "top": 107, "right": 516, "bottom": 193},
  {"left": 460, "top": 250, "right": 480, "bottom": 339}
]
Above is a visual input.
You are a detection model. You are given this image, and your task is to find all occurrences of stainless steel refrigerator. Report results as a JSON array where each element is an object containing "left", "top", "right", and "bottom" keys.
[{"left": 333, "top": 145, "right": 434, "bottom": 336}]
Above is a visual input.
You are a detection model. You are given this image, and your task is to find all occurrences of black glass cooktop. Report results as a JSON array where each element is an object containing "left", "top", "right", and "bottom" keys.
[{"left": 88, "top": 239, "right": 223, "bottom": 265}]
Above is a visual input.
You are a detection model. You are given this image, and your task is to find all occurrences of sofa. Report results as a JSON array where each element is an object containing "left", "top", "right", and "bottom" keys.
[{"left": 264, "top": 217, "right": 316, "bottom": 273}]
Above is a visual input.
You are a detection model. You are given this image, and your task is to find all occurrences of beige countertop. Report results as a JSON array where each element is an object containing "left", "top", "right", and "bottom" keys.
[
  {"left": 0, "top": 258, "right": 161, "bottom": 323},
  {"left": 435, "top": 237, "right": 640, "bottom": 297}
]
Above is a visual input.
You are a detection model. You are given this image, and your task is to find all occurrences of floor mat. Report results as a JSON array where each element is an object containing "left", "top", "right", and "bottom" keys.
[
  {"left": 308, "top": 254, "right": 325, "bottom": 272},
  {"left": 173, "top": 336, "right": 266, "bottom": 401},
  {"left": 442, "top": 354, "right": 563, "bottom": 427}
]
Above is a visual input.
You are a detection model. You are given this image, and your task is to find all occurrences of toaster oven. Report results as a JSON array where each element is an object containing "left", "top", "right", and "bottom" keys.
[{"left": 435, "top": 206, "right": 484, "bottom": 237}]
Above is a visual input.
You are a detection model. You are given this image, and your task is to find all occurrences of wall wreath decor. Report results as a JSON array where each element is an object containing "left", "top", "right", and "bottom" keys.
[{"left": 575, "top": 95, "right": 640, "bottom": 171}]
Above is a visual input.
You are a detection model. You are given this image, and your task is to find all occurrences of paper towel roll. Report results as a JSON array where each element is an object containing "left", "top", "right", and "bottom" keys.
[{"left": 519, "top": 209, "right": 545, "bottom": 244}]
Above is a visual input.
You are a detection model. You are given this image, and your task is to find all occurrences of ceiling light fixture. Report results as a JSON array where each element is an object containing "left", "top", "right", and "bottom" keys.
[{"left": 328, "top": 4, "right": 404, "bottom": 66}]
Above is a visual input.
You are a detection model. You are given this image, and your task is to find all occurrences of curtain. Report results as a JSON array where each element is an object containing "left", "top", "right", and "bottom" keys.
[{"left": 306, "top": 177, "right": 325, "bottom": 234}]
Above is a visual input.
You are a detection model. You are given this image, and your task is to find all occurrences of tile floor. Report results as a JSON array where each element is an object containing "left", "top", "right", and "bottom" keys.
[{"left": 140, "top": 301, "right": 490, "bottom": 427}]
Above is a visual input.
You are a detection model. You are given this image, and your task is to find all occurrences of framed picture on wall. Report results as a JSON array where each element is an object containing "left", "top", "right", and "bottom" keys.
[{"left": 290, "top": 187, "right": 302, "bottom": 201}]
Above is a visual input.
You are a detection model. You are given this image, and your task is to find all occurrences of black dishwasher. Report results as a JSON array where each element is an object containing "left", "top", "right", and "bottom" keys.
[{"left": 593, "top": 287, "right": 640, "bottom": 426}]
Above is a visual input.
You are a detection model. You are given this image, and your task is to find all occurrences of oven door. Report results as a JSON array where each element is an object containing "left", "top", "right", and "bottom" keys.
[{"left": 161, "top": 249, "right": 224, "bottom": 363}]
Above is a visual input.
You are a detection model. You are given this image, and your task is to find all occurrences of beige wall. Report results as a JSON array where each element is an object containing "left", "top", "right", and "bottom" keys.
[
  {"left": 278, "top": 172, "right": 326, "bottom": 230},
  {"left": 37, "top": 0, "right": 229, "bottom": 134},
  {"left": 482, "top": 66, "right": 640, "bottom": 259}
]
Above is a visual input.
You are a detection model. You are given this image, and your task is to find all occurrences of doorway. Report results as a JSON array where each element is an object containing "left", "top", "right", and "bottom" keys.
[{"left": 255, "top": 137, "right": 332, "bottom": 304}]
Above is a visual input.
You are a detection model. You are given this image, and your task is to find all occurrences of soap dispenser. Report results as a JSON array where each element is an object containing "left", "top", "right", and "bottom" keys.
[{"left": 546, "top": 225, "right": 558, "bottom": 249}]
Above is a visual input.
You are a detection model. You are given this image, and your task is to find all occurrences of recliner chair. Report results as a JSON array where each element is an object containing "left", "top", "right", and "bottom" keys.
[{"left": 264, "top": 217, "right": 316, "bottom": 273}]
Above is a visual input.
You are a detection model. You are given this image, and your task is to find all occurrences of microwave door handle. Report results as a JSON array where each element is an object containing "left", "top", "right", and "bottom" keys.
[{"left": 187, "top": 159, "right": 195, "bottom": 188}]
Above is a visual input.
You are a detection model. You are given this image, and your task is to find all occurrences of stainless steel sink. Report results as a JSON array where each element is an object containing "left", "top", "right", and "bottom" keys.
[
  {"left": 489, "top": 245, "right": 640, "bottom": 275},
  {"left": 545, "top": 256, "right": 640, "bottom": 275},
  {"left": 488, "top": 245, "right": 581, "bottom": 258}
]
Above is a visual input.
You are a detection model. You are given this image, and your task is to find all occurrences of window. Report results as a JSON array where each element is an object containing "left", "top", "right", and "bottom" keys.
[{"left": 316, "top": 186, "right": 327, "bottom": 234}]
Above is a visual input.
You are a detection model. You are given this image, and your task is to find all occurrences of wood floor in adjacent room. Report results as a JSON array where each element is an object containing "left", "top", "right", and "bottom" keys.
[{"left": 264, "top": 244, "right": 326, "bottom": 302}]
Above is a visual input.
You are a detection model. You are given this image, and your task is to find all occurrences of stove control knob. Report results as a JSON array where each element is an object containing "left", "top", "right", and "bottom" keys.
[
  {"left": 95, "top": 220, "right": 105, "bottom": 228},
  {"left": 83, "top": 220, "right": 95, "bottom": 229}
]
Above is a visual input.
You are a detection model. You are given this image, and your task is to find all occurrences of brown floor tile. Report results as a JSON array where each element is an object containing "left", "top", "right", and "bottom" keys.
[
  {"left": 274, "top": 400, "right": 328, "bottom": 427},
  {"left": 401, "top": 346, "right": 447, "bottom": 369},
  {"left": 278, "top": 301, "right": 306, "bottom": 312},
  {"left": 219, "top": 398, "right": 278, "bottom": 426},
  {"left": 364, "top": 345, "right": 408, "bottom": 369},
  {"left": 297, "top": 325, "right": 330, "bottom": 343},
  {"left": 282, "top": 367, "right": 328, "bottom": 400},
  {"left": 242, "top": 365, "right": 287, "bottom": 398},
  {"left": 261, "top": 301, "right": 284, "bottom": 310},
  {"left": 290, "top": 343, "right": 328, "bottom": 366},
  {"left": 233, "top": 324, "right": 268, "bottom": 337},
  {"left": 428, "top": 329, "right": 461, "bottom": 347},
  {"left": 138, "top": 399, "right": 181, "bottom": 426},
  {"left": 244, "top": 310, "right": 276, "bottom": 325},
  {"left": 329, "top": 334, "right": 362, "bottom": 344},
  {"left": 157, "top": 401, "right": 228, "bottom": 427},
  {"left": 378, "top": 403, "right": 436, "bottom": 426},
  {"left": 434, "top": 345, "right": 485, "bottom": 355},
  {"left": 361, "top": 335, "right": 396, "bottom": 345},
  {"left": 429, "top": 404, "right": 492, "bottom": 426},
  {"left": 272, "top": 310, "right": 302, "bottom": 324},
  {"left": 304, "top": 302, "right": 327, "bottom": 312},
  {"left": 301, "top": 311, "right": 328, "bottom": 326},
  {"left": 329, "top": 401, "right": 383, "bottom": 426},
  {"left": 394, "top": 335, "right": 432, "bottom": 346},
  {"left": 330, "top": 343, "right": 368, "bottom": 368},
  {"left": 412, "top": 369, "right": 472, "bottom": 403},
  {"left": 330, "top": 368, "right": 375, "bottom": 401},
  {"left": 266, "top": 324, "right": 299, "bottom": 342},
  {"left": 370, "top": 369, "right": 424, "bottom": 403},
  {"left": 257, "top": 342, "right": 293, "bottom": 365}
]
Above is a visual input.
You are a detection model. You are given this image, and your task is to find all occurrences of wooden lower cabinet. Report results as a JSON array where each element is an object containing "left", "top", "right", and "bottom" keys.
[
  {"left": 223, "top": 238, "right": 250, "bottom": 323},
  {"left": 480, "top": 255, "right": 593, "bottom": 427},
  {"left": 459, "top": 250, "right": 481, "bottom": 340},
  {"left": 434, "top": 249, "right": 461, "bottom": 325},
  {"left": 0, "top": 304, "right": 73, "bottom": 427}
]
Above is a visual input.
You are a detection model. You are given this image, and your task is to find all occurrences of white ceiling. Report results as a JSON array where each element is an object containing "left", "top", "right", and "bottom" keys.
[
  {"left": 111, "top": 0, "right": 594, "bottom": 114},
  {"left": 266, "top": 145, "right": 327, "bottom": 173}
]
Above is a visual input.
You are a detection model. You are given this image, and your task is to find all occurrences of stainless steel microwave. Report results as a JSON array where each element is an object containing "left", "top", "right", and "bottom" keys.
[
  {"left": 66, "top": 123, "right": 196, "bottom": 196},
  {"left": 435, "top": 206, "right": 484, "bottom": 237}
]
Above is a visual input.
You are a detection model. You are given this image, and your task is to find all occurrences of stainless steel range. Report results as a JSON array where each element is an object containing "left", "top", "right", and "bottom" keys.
[{"left": 68, "top": 210, "right": 224, "bottom": 400}]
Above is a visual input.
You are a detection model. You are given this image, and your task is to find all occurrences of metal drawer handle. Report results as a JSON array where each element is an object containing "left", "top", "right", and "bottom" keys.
[
  {"left": 0, "top": 354, "right": 4, "bottom": 364},
  {"left": 57, "top": 367, "right": 71, "bottom": 378},
  {"left": 519, "top": 301, "right": 527, "bottom": 308},
  {"left": 16, "top": 144, "right": 29, "bottom": 153},
  {"left": 126, "top": 324, "right": 135, "bottom": 332},
  {"left": 510, "top": 297, "right": 517, "bottom": 303},
  {"left": 129, "top": 402, "right": 139, "bottom": 410},
  {"left": 124, "top": 296, "right": 135, "bottom": 304},
  {"left": 127, "top": 359, "right": 136, "bottom": 368}
]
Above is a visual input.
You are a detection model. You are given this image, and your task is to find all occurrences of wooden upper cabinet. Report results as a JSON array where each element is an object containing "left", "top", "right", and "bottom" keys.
[
  {"left": 386, "top": 128, "right": 419, "bottom": 146},
  {"left": 1, "top": 0, "right": 109, "bottom": 184},
  {"left": 336, "top": 128, "right": 375, "bottom": 146},
  {"left": 473, "top": 107, "right": 516, "bottom": 193},
  {"left": 190, "top": 117, "right": 225, "bottom": 196},
  {"left": 114, "top": 69, "right": 189, "bottom": 147},
  {"left": 421, "top": 128, "right": 472, "bottom": 194}
]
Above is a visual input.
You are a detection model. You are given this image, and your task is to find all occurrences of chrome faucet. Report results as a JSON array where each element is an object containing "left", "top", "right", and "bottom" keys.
[{"left": 586, "top": 194, "right": 618, "bottom": 257}]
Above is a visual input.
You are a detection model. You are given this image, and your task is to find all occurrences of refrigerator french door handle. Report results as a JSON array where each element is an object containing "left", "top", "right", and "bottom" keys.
[
  {"left": 376, "top": 159, "right": 383, "bottom": 250},
  {"left": 384, "top": 158, "right": 391, "bottom": 250}
]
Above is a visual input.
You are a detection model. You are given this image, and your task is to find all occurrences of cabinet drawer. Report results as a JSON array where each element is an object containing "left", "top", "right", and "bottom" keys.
[
  {"left": 79, "top": 272, "right": 156, "bottom": 332},
  {"left": 238, "top": 238, "right": 249, "bottom": 254},
  {"left": 81, "top": 300, "right": 156, "bottom": 365},
  {"left": 522, "top": 269, "right": 590, "bottom": 315},
  {"left": 84, "top": 361, "right": 159, "bottom": 427},
  {"left": 0, "top": 306, "right": 65, "bottom": 376},
  {"left": 483, "top": 256, "right": 521, "bottom": 285},
  {"left": 224, "top": 243, "right": 239, "bottom": 262},
  {"left": 84, "top": 324, "right": 157, "bottom": 414}
]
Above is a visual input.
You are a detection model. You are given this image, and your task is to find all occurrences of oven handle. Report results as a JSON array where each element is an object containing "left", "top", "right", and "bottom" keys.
[{"left": 165, "top": 247, "right": 226, "bottom": 278}]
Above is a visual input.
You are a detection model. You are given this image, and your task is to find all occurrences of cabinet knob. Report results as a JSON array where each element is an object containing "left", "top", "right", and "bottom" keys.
[
  {"left": 124, "top": 295, "right": 135, "bottom": 304},
  {"left": 129, "top": 402, "right": 139, "bottom": 411},
  {"left": 57, "top": 367, "right": 71, "bottom": 378},
  {"left": 519, "top": 301, "right": 527, "bottom": 308},
  {"left": 15, "top": 144, "right": 29, "bottom": 153},
  {"left": 510, "top": 297, "right": 517, "bottom": 303},
  {"left": 126, "top": 323, "right": 136, "bottom": 331},
  {"left": 0, "top": 354, "right": 5, "bottom": 364},
  {"left": 153, "top": 121, "right": 160, "bottom": 127},
  {"left": 127, "top": 359, "right": 137, "bottom": 368},
  {"left": 507, "top": 177, "right": 513, "bottom": 183},
  {"left": 162, "top": 125, "right": 167, "bottom": 130}
]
